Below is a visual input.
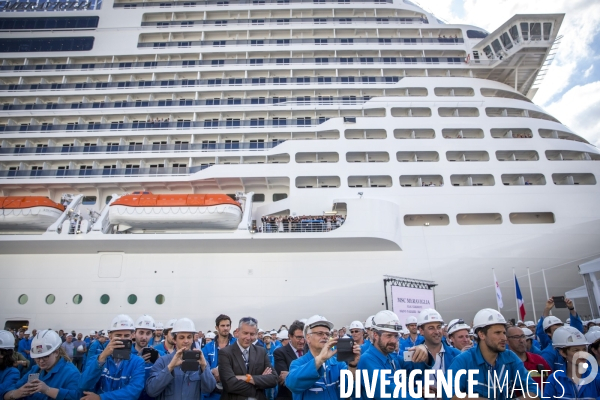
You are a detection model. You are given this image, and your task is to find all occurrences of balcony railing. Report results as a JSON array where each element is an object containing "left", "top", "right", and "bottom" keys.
[
  {"left": 0, "top": 76, "right": 401, "bottom": 92},
  {"left": 0, "top": 165, "right": 211, "bottom": 178},
  {"left": 0, "top": 140, "right": 285, "bottom": 155},
  {"left": 141, "top": 16, "right": 428, "bottom": 27},
  {"left": 114, "top": 0, "right": 392, "bottom": 8},
  {"left": 0, "top": 119, "right": 329, "bottom": 133}
]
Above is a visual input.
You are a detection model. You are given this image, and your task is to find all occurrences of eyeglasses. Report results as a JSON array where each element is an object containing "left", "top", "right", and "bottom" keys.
[
  {"left": 350, "top": 330, "right": 362, "bottom": 334},
  {"left": 507, "top": 335, "right": 527, "bottom": 340},
  {"left": 292, "top": 335, "right": 305, "bottom": 341},
  {"left": 309, "top": 331, "right": 330, "bottom": 338},
  {"left": 447, "top": 319, "right": 465, "bottom": 332}
]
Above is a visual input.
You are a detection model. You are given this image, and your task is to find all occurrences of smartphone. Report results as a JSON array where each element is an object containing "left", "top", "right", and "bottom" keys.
[
  {"left": 142, "top": 347, "right": 159, "bottom": 363},
  {"left": 181, "top": 350, "right": 200, "bottom": 372},
  {"left": 28, "top": 373, "right": 40, "bottom": 383},
  {"left": 403, "top": 351, "right": 414, "bottom": 362},
  {"left": 336, "top": 338, "right": 355, "bottom": 363},
  {"left": 553, "top": 296, "right": 567, "bottom": 308},
  {"left": 112, "top": 339, "right": 132, "bottom": 360}
]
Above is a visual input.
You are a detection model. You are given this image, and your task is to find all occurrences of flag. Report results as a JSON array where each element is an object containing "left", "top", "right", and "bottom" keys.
[
  {"left": 515, "top": 275, "right": 526, "bottom": 320},
  {"left": 493, "top": 270, "right": 503, "bottom": 309}
]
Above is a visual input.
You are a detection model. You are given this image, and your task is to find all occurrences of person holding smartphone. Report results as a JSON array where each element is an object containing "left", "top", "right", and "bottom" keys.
[
  {"left": 0, "top": 331, "right": 20, "bottom": 399},
  {"left": 146, "top": 318, "right": 215, "bottom": 400},
  {"left": 2, "top": 330, "right": 80, "bottom": 400},
  {"left": 132, "top": 315, "right": 164, "bottom": 400},
  {"left": 79, "top": 314, "right": 145, "bottom": 400}
]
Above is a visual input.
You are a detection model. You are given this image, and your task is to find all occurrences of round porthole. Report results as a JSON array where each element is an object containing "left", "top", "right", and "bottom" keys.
[
  {"left": 127, "top": 294, "right": 137, "bottom": 305},
  {"left": 155, "top": 294, "right": 165, "bottom": 305},
  {"left": 100, "top": 294, "right": 110, "bottom": 304},
  {"left": 18, "top": 294, "right": 28, "bottom": 305},
  {"left": 45, "top": 294, "right": 55, "bottom": 305},
  {"left": 73, "top": 294, "right": 83, "bottom": 304}
]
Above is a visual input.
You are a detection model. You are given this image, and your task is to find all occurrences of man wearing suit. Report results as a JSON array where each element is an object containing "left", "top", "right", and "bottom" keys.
[
  {"left": 273, "top": 321, "right": 305, "bottom": 400},
  {"left": 218, "top": 317, "right": 278, "bottom": 400}
]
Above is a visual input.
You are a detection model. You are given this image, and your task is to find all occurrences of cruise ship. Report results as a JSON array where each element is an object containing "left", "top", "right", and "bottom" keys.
[{"left": 1, "top": 0, "right": 599, "bottom": 331}]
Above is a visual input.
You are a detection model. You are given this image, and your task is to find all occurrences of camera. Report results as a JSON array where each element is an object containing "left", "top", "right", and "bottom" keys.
[
  {"left": 142, "top": 347, "right": 159, "bottom": 363},
  {"left": 181, "top": 350, "right": 200, "bottom": 372},
  {"left": 113, "top": 339, "right": 132, "bottom": 360}
]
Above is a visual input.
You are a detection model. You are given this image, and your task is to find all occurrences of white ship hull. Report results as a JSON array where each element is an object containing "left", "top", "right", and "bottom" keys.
[
  {"left": 109, "top": 204, "right": 242, "bottom": 232},
  {"left": 0, "top": 207, "right": 64, "bottom": 233}
]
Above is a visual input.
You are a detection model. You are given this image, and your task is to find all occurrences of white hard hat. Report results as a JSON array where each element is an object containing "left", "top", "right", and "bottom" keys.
[
  {"left": 258, "top": 329, "right": 265, "bottom": 333},
  {"left": 542, "top": 316, "right": 563, "bottom": 331},
  {"left": 299, "top": 319, "right": 308, "bottom": 325},
  {"left": 473, "top": 308, "right": 507, "bottom": 330},
  {"left": 277, "top": 330, "right": 289, "bottom": 340},
  {"left": 517, "top": 320, "right": 523, "bottom": 324},
  {"left": 524, "top": 321, "right": 535, "bottom": 327},
  {"left": 0, "top": 330, "right": 15, "bottom": 349},
  {"left": 364, "top": 316, "right": 375, "bottom": 329},
  {"left": 90, "top": 330, "right": 96, "bottom": 335},
  {"left": 304, "top": 315, "right": 334, "bottom": 334},
  {"left": 172, "top": 318, "right": 196, "bottom": 334},
  {"left": 595, "top": 318, "right": 600, "bottom": 324},
  {"left": 269, "top": 330, "right": 278, "bottom": 335},
  {"left": 405, "top": 316, "right": 418, "bottom": 325},
  {"left": 588, "top": 326, "right": 600, "bottom": 333},
  {"left": 156, "top": 322, "right": 164, "bottom": 330},
  {"left": 24, "top": 330, "right": 31, "bottom": 335},
  {"left": 135, "top": 315, "right": 157, "bottom": 331},
  {"left": 552, "top": 326, "right": 588, "bottom": 348},
  {"left": 349, "top": 321, "right": 364, "bottom": 330},
  {"left": 417, "top": 309, "right": 444, "bottom": 327},
  {"left": 522, "top": 328, "right": 534, "bottom": 339},
  {"left": 205, "top": 332, "right": 216, "bottom": 339},
  {"left": 447, "top": 319, "right": 471, "bottom": 336},
  {"left": 566, "top": 318, "right": 571, "bottom": 324},
  {"left": 30, "top": 330, "right": 62, "bottom": 359},
  {"left": 77, "top": 345, "right": 84, "bottom": 352},
  {"left": 99, "top": 330, "right": 109, "bottom": 338},
  {"left": 372, "top": 310, "right": 402, "bottom": 333},
  {"left": 585, "top": 330, "right": 600, "bottom": 345},
  {"left": 165, "top": 319, "right": 177, "bottom": 331},
  {"left": 109, "top": 314, "right": 135, "bottom": 332}
]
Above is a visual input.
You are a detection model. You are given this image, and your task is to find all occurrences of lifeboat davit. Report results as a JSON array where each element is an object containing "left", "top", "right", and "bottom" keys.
[
  {"left": 0, "top": 196, "right": 65, "bottom": 233},
  {"left": 109, "top": 192, "right": 243, "bottom": 232}
]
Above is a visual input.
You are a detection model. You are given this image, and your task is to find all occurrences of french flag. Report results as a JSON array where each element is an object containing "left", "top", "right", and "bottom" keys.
[{"left": 515, "top": 275, "right": 526, "bottom": 320}]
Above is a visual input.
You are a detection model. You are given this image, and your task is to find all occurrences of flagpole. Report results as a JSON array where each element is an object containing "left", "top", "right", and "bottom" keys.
[
  {"left": 513, "top": 268, "right": 519, "bottom": 321},
  {"left": 492, "top": 268, "right": 501, "bottom": 311},
  {"left": 542, "top": 269, "right": 551, "bottom": 316},
  {"left": 527, "top": 267, "right": 537, "bottom": 321}
]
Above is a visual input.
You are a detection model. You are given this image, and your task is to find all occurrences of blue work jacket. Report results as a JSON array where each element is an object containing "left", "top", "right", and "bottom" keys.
[
  {"left": 286, "top": 351, "right": 347, "bottom": 400},
  {"left": 0, "top": 367, "right": 20, "bottom": 398},
  {"left": 201, "top": 336, "right": 236, "bottom": 400},
  {"left": 80, "top": 353, "right": 146, "bottom": 400},
  {"left": 541, "top": 346, "right": 565, "bottom": 372},
  {"left": 357, "top": 345, "right": 417, "bottom": 400},
  {"left": 399, "top": 335, "right": 424, "bottom": 353},
  {"left": 444, "top": 345, "right": 538, "bottom": 400},
  {"left": 18, "top": 338, "right": 32, "bottom": 360},
  {"left": 536, "top": 314, "right": 583, "bottom": 350},
  {"left": 7, "top": 358, "right": 80, "bottom": 400},
  {"left": 146, "top": 351, "right": 217, "bottom": 400},
  {"left": 360, "top": 340, "right": 372, "bottom": 354},
  {"left": 410, "top": 340, "right": 461, "bottom": 376},
  {"left": 132, "top": 346, "right": 165, "bottom": 400},
  {"left": 543, "top": 368, "right": 600, "bottom": 399}
]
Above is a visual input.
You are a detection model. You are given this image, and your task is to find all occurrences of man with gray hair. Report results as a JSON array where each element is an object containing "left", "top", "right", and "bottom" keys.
[{"left": 218, "top": 317, "right": 278, "bottom": 400}]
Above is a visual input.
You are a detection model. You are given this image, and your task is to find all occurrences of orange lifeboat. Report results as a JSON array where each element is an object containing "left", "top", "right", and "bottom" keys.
[
  {"left": 0, "top": 196, "right": 65, "bottom": 233},
  {"left": 109, "top": 192, "right": 243, "bottom": 232}
]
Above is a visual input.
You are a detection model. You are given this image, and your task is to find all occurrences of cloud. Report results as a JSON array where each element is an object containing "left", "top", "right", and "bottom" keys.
[{"left": 415, "top": 0, "right": 600, "bottom": 144}]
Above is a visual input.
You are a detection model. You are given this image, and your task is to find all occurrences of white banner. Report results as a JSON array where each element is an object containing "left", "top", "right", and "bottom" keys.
[{"left": 391, "top": 286, "right": 435, "bottom": 328}]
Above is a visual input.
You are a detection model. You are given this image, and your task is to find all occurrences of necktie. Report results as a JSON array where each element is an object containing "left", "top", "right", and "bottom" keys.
[
  {"left": 297, "top": 350, "right": 303, "bottom": 357},
  {"left": 242, "top": 349, "right": 249, "bottom": 372}
]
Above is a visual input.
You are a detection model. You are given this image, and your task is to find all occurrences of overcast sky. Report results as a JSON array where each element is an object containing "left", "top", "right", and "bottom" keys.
[{"left": 416, "top": 0, "right": 600, "bottom": 146}]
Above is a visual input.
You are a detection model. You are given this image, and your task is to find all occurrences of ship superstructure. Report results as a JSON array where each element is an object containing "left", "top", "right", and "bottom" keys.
[{"left": 0, "top": 0, "right": 599, "bottom": 329}]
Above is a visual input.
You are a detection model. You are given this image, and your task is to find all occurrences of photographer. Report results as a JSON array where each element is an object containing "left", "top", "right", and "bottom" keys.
[
  {"left": 79, "top": 314, "right": 145, "bottom": 400},
  {"left": 3, "top": 330, "right": 80, "bottom": 400},
  {"left": 536, "top": 298, "right": 583, "bottom": 351},
  {"left": 132, "top": 315, "right": 164, "bottom": 400},
  {"left": 146, "top": 318, "right": 215, "bottom": 400}
]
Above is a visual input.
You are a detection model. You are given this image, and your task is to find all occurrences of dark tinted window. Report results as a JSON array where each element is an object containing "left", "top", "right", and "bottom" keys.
[
  {"left": 466, "top": 30, "right": 488, "bottom": 39},
  {"left": 0, "top": 37, "right": 94, "bottom": 52},
  {"left": 0, "top": 17, "right": 99, "bottom": 30}
]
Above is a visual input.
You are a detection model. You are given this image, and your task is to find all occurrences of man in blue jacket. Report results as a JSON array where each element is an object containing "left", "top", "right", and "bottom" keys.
[
  {"left": 400, "top": 316, "right": 424, "bottom": 353},
  {"left": 286, "top": 315, "right": 360, "bottom": 400},
  {"left": 153, "top": 320, "right": 178, "bottom": 356},
  {"left": 132, "top": 314, "right": 165, "bottom": 400},
  {"left": 357, "top": 310, "right": 429, "bottom": 400},
  {"left": 202, "top": 314, "right": 236, "bottom": 400},
  {"left": 146, "top": 318, "right": 216, "bottom": 400},
  {"left": 444, "top": 308, "right": 538, "bottom": 400},
  {"left": 17, "top": 330, "right": 31, "bottom": 365},
  {"left": 536, "top": 297, "right": 583, "bottom": 350},
  {"left": 80, "top": 314, "right": 146, "bottom": 400}
]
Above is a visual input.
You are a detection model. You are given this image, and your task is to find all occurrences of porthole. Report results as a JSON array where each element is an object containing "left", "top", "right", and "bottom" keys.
[
  {"left": 100, "top": 294, "right": 110, "bottom": 304},
  {"left": 73, "top": 294, "right": 83, "bottom": 304},
  {"left": 45, "top": 294, "right": 55, "bottom": 305},
  {"left": 155, "top": 294, "right": 165, "bottom": 305},
  {"left": 18, "top": 294, "right": 28, "bottom": 305},
  {"left": 127, "top": 294, "right": 137, "bottom": 304}
]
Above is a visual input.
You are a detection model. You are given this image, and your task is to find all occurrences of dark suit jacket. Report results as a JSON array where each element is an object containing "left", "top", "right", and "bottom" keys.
[
  {"left": 218, "top": 342, "right": 278, "bottom": 400},
  {"left": 273, "top": 343, "right": 300, "bottom": 399}
]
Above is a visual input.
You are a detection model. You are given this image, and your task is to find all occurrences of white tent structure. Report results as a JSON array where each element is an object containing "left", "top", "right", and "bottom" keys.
[{"left": 566, "top": 258, "right": 600, "bottom": 318}]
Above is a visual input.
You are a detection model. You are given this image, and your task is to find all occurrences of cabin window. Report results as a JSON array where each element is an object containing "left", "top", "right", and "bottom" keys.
[
  {"left": 105, "top": 196, "right": 112, "bottom": 204},
  {"left": 73, "top": 294, "right": 83, "bottom": 304},
  {"left": 82, "top": 196, "right": 97, "bottom": 205},
  {"left": 252, "top": 194, "right": 265, "bottom": 202},
  {"left": 155, "top": 294, "right": 165, "bottom": 305},
  {"left": 45, "top": 294, "right": 55, "bottom": 304},
  {"left": 456, "top": 213, "right": 502, "bottom": 225},
  {"left": 100, "top": 294, "right": 110, "bottom": 304},
  {"left": 509, "top": 212, "right": 555, "bottom": 224},
  {"left": 18, "top": 294, "right": 28, "bottom": 305},
  {"left": 127, "top": 294, "right": 137, "bottom": 304},
  {"left": 404, "top": 214, "right": 449, "bottom": 226},
  {"left": 273, "top": 193, "right": 288, "bottom": 201}
]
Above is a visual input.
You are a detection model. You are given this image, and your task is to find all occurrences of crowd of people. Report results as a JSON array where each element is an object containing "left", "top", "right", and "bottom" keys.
[
  {"left": 259, "top": 215, "right": 345, "bottom": 233},
  {"left": 1, "top": 297, "right": 600, "bottom": 400}
]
